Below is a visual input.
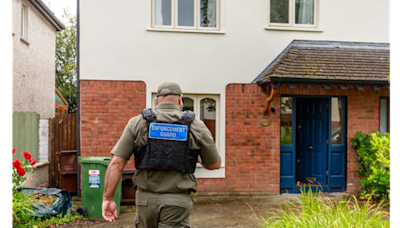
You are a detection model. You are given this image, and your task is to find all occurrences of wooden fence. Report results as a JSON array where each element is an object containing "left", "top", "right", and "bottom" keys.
[
  {"left": 48, "top": 114, "right": 77, "bottom": 188},
  {"left": 13, "top": 112, "right": 40, "bottom": 161}
]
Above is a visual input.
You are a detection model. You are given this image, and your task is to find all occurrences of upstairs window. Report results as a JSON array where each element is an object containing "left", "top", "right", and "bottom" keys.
[
  {"left": 21, "top": 5, "right": 28, "bottom": 40},
  {"left": 269, "top": 0, "right": 317, "bottom": 28},
  {"left": 152, "top": 0, "right": 220, "bottom": 30}
]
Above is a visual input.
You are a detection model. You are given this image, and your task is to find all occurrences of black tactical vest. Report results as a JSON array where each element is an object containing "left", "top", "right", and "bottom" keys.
[{"left": 133, "top": 108, "right": 200, "bottom": 173}]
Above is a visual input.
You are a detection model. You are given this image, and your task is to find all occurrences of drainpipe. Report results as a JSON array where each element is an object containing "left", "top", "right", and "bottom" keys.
[{"left": 76, "top": 0, "right": 81, "bottom": 197}]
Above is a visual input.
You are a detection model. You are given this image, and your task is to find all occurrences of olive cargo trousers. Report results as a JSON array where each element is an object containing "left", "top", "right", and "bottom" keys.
[{"left": 135, "top": 189, "right": 193, "bottom": 228}]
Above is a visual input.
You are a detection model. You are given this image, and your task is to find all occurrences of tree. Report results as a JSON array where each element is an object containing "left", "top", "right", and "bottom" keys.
[{"left": 56, "top": 9, "right": 77, "bottom": 113}]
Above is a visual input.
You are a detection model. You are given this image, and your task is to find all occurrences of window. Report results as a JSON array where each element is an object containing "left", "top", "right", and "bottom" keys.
[
  {"left": 182, "top": 95, "right": 219, "bottom": 142},
  {"left": 152, "top": 0, "right": 220, "bottom": 30},
  {"left": 154, "top": 0, "right": 172, "bottom": 26},
  {"left": 380, "top": 98, "right": 390, "bottom": 133},
  {"left": 21, "top": 5, "right": 28, "bottom": 40},
  {"left": 280, "top": 97, "right": 293, "bottom": 145},
  {"left": 269, "top": 0, "right": 317, "bottom": 28},
  {"left": 153, "top": 94, "right": 219, "bottom": 144},
  {"left": 331, "top": 97, "right": 345, "bottom": 145},
  {"left": 199, "top": 98, "right": 217, "bottom": 141}
]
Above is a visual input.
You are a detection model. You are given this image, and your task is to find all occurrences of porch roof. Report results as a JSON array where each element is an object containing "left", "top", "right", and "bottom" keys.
[{"left": 253, "top": 40, "right": 390, "bottom": 87}]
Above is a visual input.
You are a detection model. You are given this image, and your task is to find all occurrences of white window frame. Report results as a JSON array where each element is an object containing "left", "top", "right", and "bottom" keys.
[
  {"left": 21, "top": 5, "right": 29, "bottom": 40},
  {"left": 197, "top": 0, "right": 221, "bottom": 31},
  {"left": 151, "top": 93, "right": 220, "bottom": 157},
  {"left": 151, "top": 93, "right": 225, "bottom": 178},
  {"left": 152, "top": 0, "right": 175, "bottom": 29},
  {"left": 268, "top": 0, "right": 319, "bottom": 29},
  {"left": 151, "top": 0, "right": 221, "bottom": 31},
  {"left": 175, "top": 0, "right": 197, "bottom": 29},
  {"left": 379, "top": 97, "right": 390, "bottom": 134}
]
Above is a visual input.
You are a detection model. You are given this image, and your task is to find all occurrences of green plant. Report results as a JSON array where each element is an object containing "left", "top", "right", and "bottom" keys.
[
  {"left": 15, "top": 212, "right": 84, "bottom": 228},
  {"left": 56, "top": 9, "right": 77, "bottom": 113},
  {"left": 351, "top": 132, "right": 390, "bottom": 203},
  {"left": 13, "top": 191, "right": 35, "bottom": 227},
  {"left": 13, "top": 149, "right": 37, "bottom": 227},
  {"left": 262, "top": 189, "right": 389, "bottom": 228},
  {"left": 132, "top": 206, "right": 137, "bottom": 212}
]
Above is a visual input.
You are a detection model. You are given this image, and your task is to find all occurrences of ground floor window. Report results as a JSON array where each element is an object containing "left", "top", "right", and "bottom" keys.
[
  {"left": 380, "top": 98, "right": 390, "bottom": 133},
  {"left": 182, "top": 95, "right": 218, "bottom": 142},
  {"left": 152, "top": 93, "right": 220, "bottom": 145}
]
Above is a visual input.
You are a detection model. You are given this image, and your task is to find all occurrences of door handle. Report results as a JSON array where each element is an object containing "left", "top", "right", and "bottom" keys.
[{"left": 309, "top": 146, "right": 313, "bottom": 150}]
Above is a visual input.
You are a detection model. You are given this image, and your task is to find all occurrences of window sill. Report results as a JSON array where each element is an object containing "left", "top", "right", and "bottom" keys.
[
  {"left": 147, "top": 27, "right": 226, "bottom": 34},
  {"left": 265, "top": 26, "right": 323, "bottom": 32},
  {"left": 195, "top": 166, "right": 225, "bottom": 178},
  {"left": 20, "top": 37, "right": 30, "bottom": 45}
]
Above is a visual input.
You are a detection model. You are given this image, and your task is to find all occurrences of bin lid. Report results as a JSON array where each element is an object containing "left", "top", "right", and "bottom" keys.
[{"left": 78, "top": 156, "right": 111, "bottom": 166}]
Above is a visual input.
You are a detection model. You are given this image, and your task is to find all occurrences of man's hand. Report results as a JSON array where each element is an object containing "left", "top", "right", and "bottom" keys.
[
  {"left": 102, "top": 199, "right": 118, "bottom": 222},
  {"left": 102, "top": 155, "right": 126, "bottom": 222}
]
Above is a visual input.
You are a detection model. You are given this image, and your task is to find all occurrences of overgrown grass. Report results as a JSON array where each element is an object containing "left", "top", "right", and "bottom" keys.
[{"left": 262, "top": 189, "right": 389, "bottom": 228}]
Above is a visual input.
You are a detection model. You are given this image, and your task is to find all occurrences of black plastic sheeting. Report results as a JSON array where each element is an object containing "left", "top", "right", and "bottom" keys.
[{"left": 17, "top": 187, "right": 72, "bottom": 219}]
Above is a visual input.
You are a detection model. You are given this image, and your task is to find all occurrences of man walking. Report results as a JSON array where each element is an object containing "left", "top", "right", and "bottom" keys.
[{"left": 102, "top": 82, "right": 221, "bottom": 228}]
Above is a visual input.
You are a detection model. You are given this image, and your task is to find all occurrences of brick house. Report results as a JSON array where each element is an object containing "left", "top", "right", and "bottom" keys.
[{"left": 78, "top": 0, "right": 389, "bottom": 195}]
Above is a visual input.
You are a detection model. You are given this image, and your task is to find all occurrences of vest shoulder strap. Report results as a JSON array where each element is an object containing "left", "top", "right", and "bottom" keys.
[
  {"left": 181, "top": 111, "right": 196, "bottom": 124},
  {"left": 141, "top": 108, "right": 157, "bottom": 122}
]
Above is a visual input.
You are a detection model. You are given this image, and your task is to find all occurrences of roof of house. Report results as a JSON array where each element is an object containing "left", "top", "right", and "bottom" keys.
[
  {"left": 253, "top": 40, "right": 390, "bottom": 85},
  {"left": 28, "top": 0, "right": 65, "bottom": 31}
]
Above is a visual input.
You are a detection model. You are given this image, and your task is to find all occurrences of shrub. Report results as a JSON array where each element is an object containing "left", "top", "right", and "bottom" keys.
[{"left": 351, "top": 132, "right": 390, "bottom": 203}]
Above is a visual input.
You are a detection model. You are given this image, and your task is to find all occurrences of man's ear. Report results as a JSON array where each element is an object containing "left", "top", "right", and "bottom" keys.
[
  {"left": 155, "top": 96, "right": 159, "bottom": 105},
  {"left": 179, "top": 95, "right": 183, "bottom": 105}
]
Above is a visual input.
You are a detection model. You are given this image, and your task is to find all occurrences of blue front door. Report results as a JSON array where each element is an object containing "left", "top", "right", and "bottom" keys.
[{"left": 296, "top": 98, "right": 328, "bottom": 185}]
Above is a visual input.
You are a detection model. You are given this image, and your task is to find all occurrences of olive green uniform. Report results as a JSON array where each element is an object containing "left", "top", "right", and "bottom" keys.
[{"left": 111, "top": 103, "right": 219, "bottom": 228}]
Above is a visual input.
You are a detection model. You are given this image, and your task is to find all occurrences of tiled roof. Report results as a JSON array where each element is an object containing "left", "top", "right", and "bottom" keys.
[{"left": 253, "top": 40, "right": 390, "bottom": 85}]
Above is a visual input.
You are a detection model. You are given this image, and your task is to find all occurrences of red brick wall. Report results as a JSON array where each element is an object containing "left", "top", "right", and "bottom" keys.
[
  {"left": 80, "top": 80, "right": 389, "bottom": 195},
  {"left": 197, "top": 84, "right": 280, "bottom": 194},
  {"left": 80, "top": 80, "right": 146, "bottom": 169},
  {"left": 197, "top": 83, "right": 389, "bottom": 195}
]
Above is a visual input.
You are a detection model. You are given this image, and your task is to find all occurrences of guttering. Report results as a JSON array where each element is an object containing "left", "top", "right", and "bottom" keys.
[
  {"left": 258, "top": 77, "right": 390, "bottom": 86},
  {"left": 28, "top": 0, "right": 65, "bottom": 31},
  {"left": 76, "top": 0, "right": 81, "bottom": 197}
]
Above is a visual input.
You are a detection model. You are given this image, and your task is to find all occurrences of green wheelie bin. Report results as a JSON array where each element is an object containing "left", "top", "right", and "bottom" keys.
[{"left": 78, "top": 157, "right": 122, "bottom": 219}]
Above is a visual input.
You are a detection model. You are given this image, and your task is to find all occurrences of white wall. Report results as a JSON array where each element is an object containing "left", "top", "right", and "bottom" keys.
[
  {"left": 80, "top": 0, "right": 389, "bottom": 86},
  {"left": 13, "top": 0, "right": 56, "bottom": 119},
  {"left": 80, "top": 0, "right": 390, "bottom": 177}
]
